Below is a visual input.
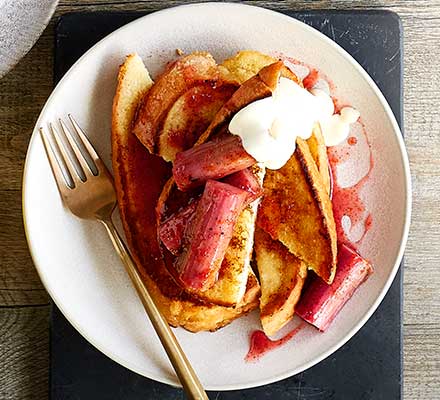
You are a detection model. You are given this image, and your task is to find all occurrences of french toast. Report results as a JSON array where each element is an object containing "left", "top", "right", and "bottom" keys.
[
  {"left": 219, "top": 50, "right": 278, "bottom": 84},
  {"left": 254, "top": 228, "right": 307, "bottom": 336},
  {"left": 112, "top": 51, "right": 337, "bottom": 334},
  {"left": 156, "top": 166, "right": 264, "bottom": 307},
  {"left": 132, "top": 52, "right": 221, "bottom": 154},
  {"left": 112, "top": 54, "right": 259, "bottom": 332},
  {"left": 257, "top": 137, "right": 337, "bottom": 284},
  {"left": 307, "top": 123, "right": 331, "bottom": 195}
]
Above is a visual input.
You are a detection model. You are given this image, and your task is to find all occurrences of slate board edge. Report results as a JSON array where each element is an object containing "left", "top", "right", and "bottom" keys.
[{"left": 50, "top": 9, "right": 403, "bottom": 400}]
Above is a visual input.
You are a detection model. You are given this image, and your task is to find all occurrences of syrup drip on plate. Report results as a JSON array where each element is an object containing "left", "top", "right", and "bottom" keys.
[
  {"left": 245, "top": 323, "right": 306, "bottom": 362},
  {"left": 245, "top": 57, "right": 374, "bottom": 360},
  {"left": 328, "top": 121, "right": 374, "bottom": 247}
]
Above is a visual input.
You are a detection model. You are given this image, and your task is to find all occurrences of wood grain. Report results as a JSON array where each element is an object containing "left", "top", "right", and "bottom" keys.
[
  {"left": 0, "top": 306, "right": 49, "bottom": 400},
  {"left": 0, "top": 0, "right": 438, "bottom": 399},
  {"left": 0, "top": 190, "right": 49, "bottom": 306},
  {"left": 404, "top": 324, "right": 440, "bottom": 398}
]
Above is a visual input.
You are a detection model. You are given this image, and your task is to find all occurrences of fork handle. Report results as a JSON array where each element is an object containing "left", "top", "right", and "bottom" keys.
[{"left": 100, "top": 218, "right": 209, "bottom": 400}]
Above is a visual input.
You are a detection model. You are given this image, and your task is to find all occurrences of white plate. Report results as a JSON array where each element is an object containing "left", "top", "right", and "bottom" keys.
[{"left": 23, "top": 3, "right": 411, "bottom": 391}]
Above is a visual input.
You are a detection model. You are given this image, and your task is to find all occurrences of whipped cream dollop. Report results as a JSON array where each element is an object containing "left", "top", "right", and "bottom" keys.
[
  {"left": 318, "top": 104, "right": 360, "bottom": 147},
  {"left": 228, "top": 77, "right": 359, "bottom": 170}
]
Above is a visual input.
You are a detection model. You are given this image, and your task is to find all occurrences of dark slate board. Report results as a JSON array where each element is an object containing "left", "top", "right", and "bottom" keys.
[{"left": 51, "top": 10, "right": 403, "bottom": 400}]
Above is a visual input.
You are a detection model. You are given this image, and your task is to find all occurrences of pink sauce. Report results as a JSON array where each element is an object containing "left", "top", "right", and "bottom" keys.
[
  {"left": 245, "top": 57, "right": 375, "bottom": 359},
  {"left": 274, "top": 53, "right": 336, "bottom": 92},
  {"left": 302, "top": 69, "right": 319, "bottom": 90},
  {"left": 276, "top": 53, "right": 375, "bottom": 248},
  {"left": 328, "top": 125, "right": 374, "bottom": 248},
  {"left": 348, "top": 136, "right": 358, "bottom": 146},
  {"left": 245, "top": 323, "right": 306, "bottom": 362}
]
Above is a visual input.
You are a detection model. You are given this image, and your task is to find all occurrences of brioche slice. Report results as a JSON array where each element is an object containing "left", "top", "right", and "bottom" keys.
[
  {"left": 132, "top": 52, "right": 220, "bottom": 153},
  {"left": 307, "top": 123, "right": 331, "bottom": 195},
  {"left": 254, "top": 228, "right": 308, "bottom": 336},
  {"left": 220, "top": 50, "right": 277, "bottom": 84},
  {"left": 112, "top": 54, "right": 259, "bottom": 332},
  {"left": 159, "top": 82, "right": 237, "bottom": 162},
  {"left": 112, "top": 54, "right": 154, "bottom": 134},
  {"left": 257, "top": 138, "right": 337, "bottom": 284}
]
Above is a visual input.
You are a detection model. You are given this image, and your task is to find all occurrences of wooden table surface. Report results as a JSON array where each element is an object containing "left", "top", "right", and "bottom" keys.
[{"left": 0, "top": 0, "right": 438, "bottom": 398}]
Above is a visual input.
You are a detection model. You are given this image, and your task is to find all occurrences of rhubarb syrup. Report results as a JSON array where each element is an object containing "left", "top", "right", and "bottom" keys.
[
  {"left": 328, "top": 121, "right": 374, "bottom": 248},
  {"left": 245, "top": 323, "right": 306, "bottom": 362},
  {"left": 279, "top": 55, "right": 374, "bottom": 247},
  {"left": 244, "top": 60, "right": 374, "bottom": 360}
]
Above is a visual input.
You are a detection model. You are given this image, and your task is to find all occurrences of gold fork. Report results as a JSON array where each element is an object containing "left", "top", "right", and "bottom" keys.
[{"left": 39, "top": 115, "right": 208, "bottom": 400}]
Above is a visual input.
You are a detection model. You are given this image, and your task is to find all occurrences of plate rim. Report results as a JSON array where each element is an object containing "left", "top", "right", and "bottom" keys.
[{"left": 22, "top": 2, "right": 412, "bottom": 391}]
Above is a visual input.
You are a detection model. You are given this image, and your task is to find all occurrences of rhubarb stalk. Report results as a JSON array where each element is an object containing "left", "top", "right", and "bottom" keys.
[
  {"left": 174, "top": 180, "right": 248, "bottom": 291},
  {"left": 173, "top": 135, "right": 256, "bottom": 191},
  {"left": 159, "top": 169, "right": 263, "bottom": 254},
  {"left": 296, "top": 244, "right": 373, "bottom": 331},
  {"left": 159, "top": 201, "right": 198, "bottom": 255},
  {"left": 222, "top": 168, "right": 263, "bottom": 204}
]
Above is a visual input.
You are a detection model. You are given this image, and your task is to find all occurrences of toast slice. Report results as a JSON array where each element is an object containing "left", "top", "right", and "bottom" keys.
[
  {"left": 257, "top": 138, "right": 337, "bottom": 284},
  {"left": 132, "top": 52, "right": 220, "bottom": 153},
  {"left": 158, "top": 82, "right": 237, "bottom": 162},
  {"left": 254, "top": 228, "right": 307, "bottom": 336},
  {"left": 112, "top": 54, "right": 259, "bottom": 332},
  {"left": 307, "top": 123, "right": 331, "bottom": 195},
  {"left": 220, "top": 50, "right": 278, "bottom": 84}
]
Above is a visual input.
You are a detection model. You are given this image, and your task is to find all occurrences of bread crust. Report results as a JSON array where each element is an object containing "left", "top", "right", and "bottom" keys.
[
  {"left": 307, "top": 124, "right": 331, "bottom": 195},
  {"left": 254, "top": 228, "right": 307, "bottom": 336},
  {"left": 112, "top": 51, "right": 338, "bottom": 335},
  {"left": 111, "top": 54, "right": 259, "bottom": 332},
  {"left": 257, "top": 138, "right": 337, "bottom": 284}
]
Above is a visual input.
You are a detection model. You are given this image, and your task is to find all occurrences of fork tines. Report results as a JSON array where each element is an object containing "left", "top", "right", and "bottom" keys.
[{"left": 40, "top": 115, "right": 99, "bottom": 189}]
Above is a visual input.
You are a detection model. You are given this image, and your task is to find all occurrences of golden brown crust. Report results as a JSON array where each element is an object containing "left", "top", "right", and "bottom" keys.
[
  {"left": 139, "top": 268, "right": 260, "bottom": 333},
  {"left": 132, "top": 52, "right": 220, "bottom": 153},
  {"left": 112, "top": 54, "right": 260, "bottom": 332},
  {"left": 257, "top": 138, "right": 337, "bottom": 284},
  {"left": 220, "top": 51, "right": 300, "bottom": 87},
  {"left": 258, "top": 61, "right": 298, "bottom": 89},
  {"left": 220, "top": 50, "right": 278, "bottom": 84},
  {"left": 254, "top": 228, "right": 307, "bottom": 336},
  {"left": 307, "top": 124, "right": 331, "bottom": 195}
]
